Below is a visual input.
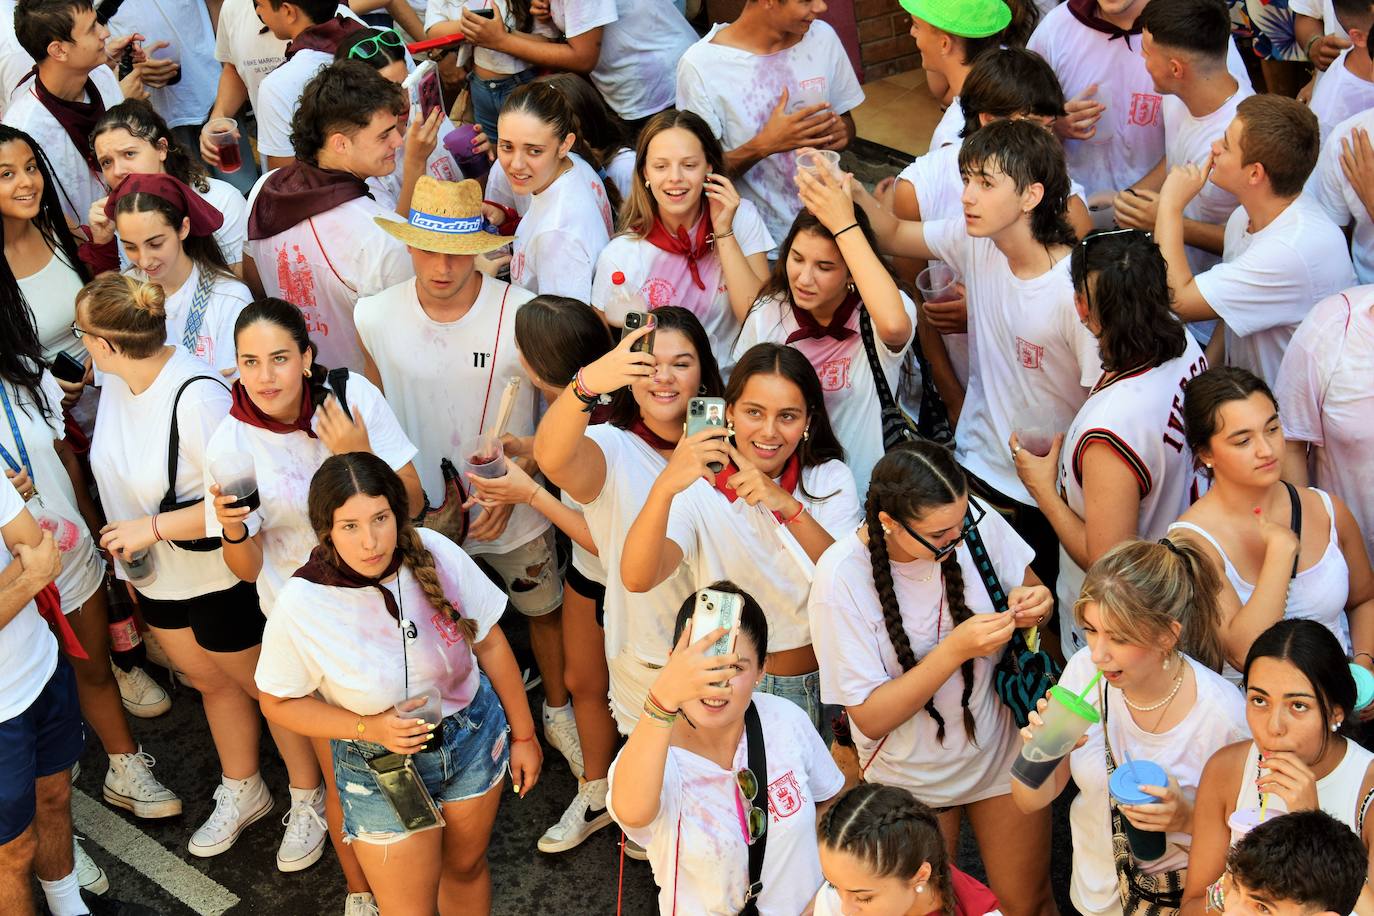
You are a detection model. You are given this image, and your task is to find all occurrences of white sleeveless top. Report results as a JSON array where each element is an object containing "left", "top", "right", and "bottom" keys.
[
  {"left": 1230, "top": 739, "right": 1374, "bottom": 846},
  {"left": 1169, "top": 488, "right": 1352, "bottom": 683}
]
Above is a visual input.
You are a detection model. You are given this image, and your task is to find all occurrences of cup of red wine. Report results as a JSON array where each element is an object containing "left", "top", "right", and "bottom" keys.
[
  {"left": 205, "top": 117, "right": 242, "bottom": 174},
  {"left": 463, "top": 434, "right": 508, "bottom": 481},
  {"left": 211, "top": 451, "right": 260, "bottom": 511},
  {"left": 1013, "top": 406, "right": 1059, "bottom": 458},
  {"left": 916, "top": 262, "right": 959, "bottom": 305}
]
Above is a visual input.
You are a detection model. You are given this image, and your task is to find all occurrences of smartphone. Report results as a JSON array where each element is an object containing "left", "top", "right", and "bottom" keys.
[
  {"left": 689, "top": 588, "right": 743, "bottom": 658},
  {"left": 622, "top": 310, "right": 655, "bottom": 356},
  {"left": 473, "top": 7, "right": 495, "bottom": 17},
  {"left": 403, "top": 61, "right": 444, "bottom": 125},
  {"left": 117, "top": 44, "right": 134, "bottom": 80},
  {"left": 51, "top": 352, "right": 86, "bottom": 384},
  {"left": 685, "top": 397, "right": 727, "bottom": 473}
]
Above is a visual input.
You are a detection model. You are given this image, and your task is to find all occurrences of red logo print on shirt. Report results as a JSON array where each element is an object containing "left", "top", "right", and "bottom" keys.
[
  {"left": 643, "top": 277, "right": 676, "bottom": 309},
  {"left": 276, "top": 244, "right": 317, "bottom": 310},
  {"left": 816, "top": 357, "right": 851, "bottom": 392},
  {"left": 430, "top": 610, "right": 468, "bottom": 648},
  {"left": 768, "top": 771, "right": 804, "bottom": 822},
  {"left": 1016, "top": 337, "right": 1045, "bottom": 370},
  {"left": 1128, "top": 93, "right": 1163, "bottom": 128}
]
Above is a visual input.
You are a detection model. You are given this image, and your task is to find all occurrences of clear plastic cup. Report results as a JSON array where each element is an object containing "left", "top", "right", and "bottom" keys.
[
  {"left": 795, "top": 148, "right": 841, "bottom": 180},
  {"left": 205, "top": 117, "right": 241, "bottom": 174},
  {"left": 395, "top": 690, "right": 444, "bottom": 753},
  {"left": 1014, "top": 404, "right": 1059, "bottom": 458},
  {"left": 1011, "top": 684, "right": 1100, "bottom": 789},
  {"left": 789, "top": 80, "right": 829, "bottom": 114},
  {"left": 118, "top": 550, "right": 157, "bottom": 589},
  {"left": 1109, "top": 759, "right": 1169, "bottom": 862},
  {"left": 917, "top": 262, "right": 959, "bottom": 304},
  {"left": 1088, "top": 79, "right": 1117, "bottom": 143},
  {"left": 463, "top": 434, "right": 507, "bottom": 480},
  {"left": 210, "top": 451, "right": 259, "bottom": 512}
]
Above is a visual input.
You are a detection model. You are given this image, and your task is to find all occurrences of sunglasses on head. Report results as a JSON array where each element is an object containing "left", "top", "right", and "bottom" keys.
[
  {"left": 348, "top": 28, "right": 404, "bottom": 61},
  {"left": 896, "top": 500, "right": 986, "bottom": 562},
  {"left": 734, "top": 767, "right": 767, "bottom": 846}
]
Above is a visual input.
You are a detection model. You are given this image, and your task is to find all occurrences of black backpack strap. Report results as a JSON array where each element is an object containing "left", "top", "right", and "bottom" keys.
[
  {"left": 1284, "top": 481, "right": 1302, "bottom": 580},
  {"left": 164, "top": 375, "right": 227, "bottom": 505},
  {"left": 326, "top": 367, "right": 353, "bottom": 422},
  {"left": 857, "top": 306, "right": 901, "bottom": 415},
  {"left": 740, "top": 700, "right": 768, "bottom": 915}
]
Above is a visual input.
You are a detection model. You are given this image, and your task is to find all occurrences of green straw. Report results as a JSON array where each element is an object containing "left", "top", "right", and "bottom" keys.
[{"left": 1077, "top": 669, "right": 1103, "bottom": 701}]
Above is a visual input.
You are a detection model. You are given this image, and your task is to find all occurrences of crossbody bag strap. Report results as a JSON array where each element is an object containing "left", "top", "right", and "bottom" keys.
[
  {"left": 857, "top": 306, "right": 900, "bottom": 414},
  {"left": 741, "top": 700, "right": 768, "bottom": 915},
  {"left": 326, "top": 367, "right": 353, "bottom": 422},
  {"left": 962, "top": 506, "right": 1008, "bottom": 612},
  {"left": 1283, "top": 480, "right": 1302, "bottom": 580},
  {"left": 180, "top": 268, "right": 215, "bottom": 351},
  {"left": 165, "top": 375, "right": 229, "bottom": 505}
]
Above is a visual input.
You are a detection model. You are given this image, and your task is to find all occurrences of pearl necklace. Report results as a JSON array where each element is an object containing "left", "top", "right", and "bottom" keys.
[{"left": 1121, "top": 660, "right": 1184, "bottom": 712}]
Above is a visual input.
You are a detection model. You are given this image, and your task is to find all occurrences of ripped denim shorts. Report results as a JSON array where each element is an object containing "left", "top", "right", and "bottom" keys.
[{"left": 330, "top": 674, "right": 509, "bottom": 845}]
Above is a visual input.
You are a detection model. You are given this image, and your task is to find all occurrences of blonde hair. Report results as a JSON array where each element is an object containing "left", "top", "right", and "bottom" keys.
[
  {"left": 77, "top": 272, "right": 168, "bottom": 359},
  {"left": 1073, "top": 538, "right": 1226, "bottom": 671}
]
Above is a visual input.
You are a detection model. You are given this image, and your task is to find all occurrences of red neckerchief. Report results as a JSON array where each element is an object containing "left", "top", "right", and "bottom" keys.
[
  {"left": 1067, "top": 0, "right": 1141, "bottom": 43},
  {"left": 285, "top": 17, "right": 368, "bottom": 60},
  {"left": 294, "top": 545, "right": 405, "bottom": 619},
  {"left": 36, "top": 582, "right": 87, "bottom": 659},
  {"left": 643, "top": 211, "right": 712, "bottom": 291},
  {"left": 247, "top": 160, "right": 371, "bottom": 240},
  {"left": 25, "top": 67, "right": 104, "bottom": 174},
  {"left": 713, "top": 453, "right": 802, "bottom": 521},
  {"left": 785, "top": 291, "right": 860, "bottom": 344},
  {"left": 937, "top": 866, "right": 1000, "bottom": 916},
  {"left": 230, "top": 380, "right": 317, "bottom": 438},
  {"left": 628, "top": 419, "right": 676, "bottom": 452}
]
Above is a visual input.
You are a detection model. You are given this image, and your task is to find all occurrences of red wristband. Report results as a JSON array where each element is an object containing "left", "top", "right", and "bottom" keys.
[
  {"left": 150, "top": 514, "right": 162, "bottom": 542},
  {"left": 779, "top": 502, "right": 805, "bottom": 525}
]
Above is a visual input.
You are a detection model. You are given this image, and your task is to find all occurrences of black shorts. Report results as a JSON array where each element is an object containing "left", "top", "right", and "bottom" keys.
[
  {"left": 565, "top": 565, "right": 607, "bottom": 630},
  {"left": 138, "top": 580, "right": 264, "bottom": 653}
]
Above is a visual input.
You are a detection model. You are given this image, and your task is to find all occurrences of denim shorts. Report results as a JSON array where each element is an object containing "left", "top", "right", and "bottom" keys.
[
  {"left": 0, "top": 658, "right": 85, "bottom": 844},
  {"left": 469, "top": 68, "right": 536, "bottom": 141},
  {"left": 331, "top": 675, "right": 509, "bottom": 845}
]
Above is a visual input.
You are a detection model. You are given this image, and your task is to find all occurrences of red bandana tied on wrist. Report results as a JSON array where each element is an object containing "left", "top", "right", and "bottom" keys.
[
  {"left": 644, "top": 212, "right": 713, "bottom": 291},
  {"left": 628, "top": 419, "right": 677, "bottom": 452},
  {"left": 230, "top": 380, "right": 318, "bottom": 438},
  {"left": 785, "top": 291, "right": 861, "bottom": 344},
  {"left": 37, "top": 582, "right": 87, "bottom": 659},
  {"left": 713, "top": 453, "right": 802, "bottom": 521}
]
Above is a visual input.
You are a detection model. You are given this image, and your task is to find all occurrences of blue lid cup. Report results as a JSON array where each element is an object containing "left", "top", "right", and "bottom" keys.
[
  {"left": 1350, "top": 663, "right": 1374, "bottom": 712},
  {"left": 1108, "top": 759, "right": 1169, "bottom": 862}
]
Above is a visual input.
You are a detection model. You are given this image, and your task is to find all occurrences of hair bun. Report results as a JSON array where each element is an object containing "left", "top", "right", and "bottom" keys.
[{"left": 131, "top": 279, "right": 166, "bottom": 320}]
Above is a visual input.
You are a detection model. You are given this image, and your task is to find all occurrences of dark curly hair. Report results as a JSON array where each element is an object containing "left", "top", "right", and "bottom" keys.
[
  {"left": 290, "top": 60, "right": 406, "bottom": 163},
  {"left": 958, "top": 117, "right": 1076, "bottom": 250}
]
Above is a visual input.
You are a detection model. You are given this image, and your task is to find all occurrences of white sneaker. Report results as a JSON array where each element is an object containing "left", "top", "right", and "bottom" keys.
[
  {"left": 623, "top": 836, "right": 647, "bottom": 861},
  {"left": 104, "top": 750, "right": 182, "bottom": 819},
  {"left": 277, "top": 787, "right": 327, "bottom": 873},
  {"left": 111, "top": 665, "right": 170, "bottom": 718},
  {"left": 343, "top": 892, "right": 379, "bottom": 916},
  {"left": 73, "top": 838, "right": 108, "bottom": 896},
  {"left": 543, "top": 703, "right": 583, "bottom": 779},
  {"left": 188, "top": 777, "right": 274, "bottom": 858},
  {"left": 538, "top": 778, "right": 611, "bottom": 854}
]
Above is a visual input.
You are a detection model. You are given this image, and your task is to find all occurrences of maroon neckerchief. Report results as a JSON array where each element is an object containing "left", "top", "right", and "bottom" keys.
[
  {"left": 294, "top": 545, "right": 405, "bottom": 620},
  {"left": 643, "top": 211, "right": 713, "bottom": 291},
  {"left": 284, "top": 17, "right": 368, "bottom": 60},
  {"left": 713, "top": 452, "right": 801, "bottom": 521},
  {"left": 1067, "top": 0, "right": 1141, "bottom": 43},
  {"left": 628, "top": 418, "right": 676, "bottom": 452},
  {"left": 230, "top": 380, "right": 318, "bottom": 438},
  {"left": 247, "top": 160, "right": 371, "bottom": 240},
  {"left": 785, "top": 290, "right": 860, "bottom": 344},
  {"left": 25, "top": 67, "right": 104, "bottom": 174}
]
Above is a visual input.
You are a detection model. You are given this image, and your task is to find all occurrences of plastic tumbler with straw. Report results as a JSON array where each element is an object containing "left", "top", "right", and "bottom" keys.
[{"left": 1011, "top": 672, "right": 1102, "bottom": 790}]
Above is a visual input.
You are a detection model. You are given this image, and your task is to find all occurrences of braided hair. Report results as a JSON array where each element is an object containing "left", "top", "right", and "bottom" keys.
[
  {"left": 865, "top": 442, "right": 977, "bottom": 745},
  {"left": 817, "top": 783, "right": 956, "bottom": 916}
]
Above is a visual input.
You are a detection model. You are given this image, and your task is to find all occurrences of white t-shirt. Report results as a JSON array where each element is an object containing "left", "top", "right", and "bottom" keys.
[
  {"left": 107, "top": 0, "right": 217, "bottom": 129},
  {"left": 509, "top": 153, "right": 613, "bottom": 302},
  {"left": 547, "top": 0, "right": 696, "bottom": 121},
  {"left": 1275, "top": 287, "right": 1374, "bottom": 561},
  {"left": 1057, "top": 649, "right": 1249, "bottom": 915},
  {"left": 1290, "top": 0, "right": 1347, "bottom": 41},
  {"left": 354, "top": 275, "right": 546, "bottom": 557},
  {"left": 1194, "top": 196, "right": 1355, "bottom": 387},
  {"left": 245, "top": 172, "right": 414, "bottom": 372},
  {"left": 1309, "top": 107, "right": 1374, "bottom": 286},
  {"left": 928, "top": 98, "right": 963, "bottom": 151},
  {"left": 202, "top": 177, "right": 250, "bottom": 266},
  {"left": 1057, "top": 338, "right": 1209, "bottom": 652},
  {"left": 0, "top": 373, "right": 103, "bottom": 610},
  {"left": 255, "top": 527, "right": 507, "bottom": 716},
  {"left": 424, "top": 0, "right": 539, "bottom": 74},
  {"left": 4, "top": 66, "right": 123, "bottom": 222},
  {"left": 255, "top": 47, "right": 332, "bottom": 159},
  {"left": 0, "top": 479, "right": 55, "bottom": 721},
  {"left": 732, "top": 293, "right": 916, "bottom": 498},
  {"left": 152, "top": 265, "right": 251, "bottom": 377},
  {"left": 0, "top": 0, "right": 32, "bottom": 118},
  {"left": 592, "top": 200, "right": 774, "bottom": 373},
  {"left": 663, "top": 460, "right": 861, "bottom": 653},
  {"left": 582, "top": 423, "right": 695, "bottom": 663},
  {"left": 810, "top": 508, "right": 1032, "bottom": 805},
  {"left": 203, "top": 372, "right": 418, "bottom": 614},
  {"left": 17, "top": 247, "right": 86, "bottom": 363},
  {"left": 604, "top": 146, "right": 635, "bottom": 202},
  {"left": 924, "top": 219, "right": 1101, "bottom": 504},
  {"left": 1162, "top": 86, "right": 1252, "bottom": 274},
  {"left": 214, "top": 0, "right": 288, "bottom": 112},
  {"left": 607, "top": 692, "right": 845, "bottom": 916},
  {"left": 1308, "top": 48, "right": 1374, "bottom": 144},
  {"left": 1027, "top": 5, "right": 1250, "bottom": 203},
  {"left": 90, "top": 350, "right": 238, "bottom": 600},
  {"left": 676, "top": 21, "right": 866, "bottom": 246}
]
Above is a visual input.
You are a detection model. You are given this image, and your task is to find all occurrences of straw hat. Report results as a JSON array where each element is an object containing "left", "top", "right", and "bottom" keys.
[
  {"left": 899, "top": 0, "right": 1011, "bottom": 38},
  {"left": 374, "top": 176, "right": 511, "bottom": 255}
]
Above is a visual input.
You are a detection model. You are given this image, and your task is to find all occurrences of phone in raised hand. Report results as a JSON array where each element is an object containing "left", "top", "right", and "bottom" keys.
[{"left": 689, "top": 587, "right": 743, "bottom": 658}]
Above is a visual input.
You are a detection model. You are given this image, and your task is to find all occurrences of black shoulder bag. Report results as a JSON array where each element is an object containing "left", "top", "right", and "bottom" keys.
[
  {"left": 739, "top": 700, "right": 768, "bottom": 916},
  {"left": 857, "top": 305, "right": 953, "bottom": 448},
  {"left": 159, "top": 375, "right": 230, "bottom": 552},
  {"left": 326, "top": 367, "right": 353, "bottom": 421},
  {"left": 964, "top": 509, "right": 1062, "bottom": 728}
]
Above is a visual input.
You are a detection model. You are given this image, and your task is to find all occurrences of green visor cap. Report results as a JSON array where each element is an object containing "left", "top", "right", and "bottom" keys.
[{"left": 900, "top": 0, "right": 1013, "bottom": 38}]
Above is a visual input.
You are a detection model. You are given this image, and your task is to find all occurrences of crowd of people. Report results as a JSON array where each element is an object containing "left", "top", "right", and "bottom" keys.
[{"left": 2, "top": 0, "right": 1374, "bottom": 912}]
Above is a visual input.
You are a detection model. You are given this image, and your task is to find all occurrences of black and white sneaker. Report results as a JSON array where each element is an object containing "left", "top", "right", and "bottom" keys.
[{"left": 537, "top": 779, "right": 612, "bottom": 853}]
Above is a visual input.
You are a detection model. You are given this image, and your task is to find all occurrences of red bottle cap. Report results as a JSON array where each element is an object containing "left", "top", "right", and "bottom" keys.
[{"left": 612, "top": 271, "right": 626, "bottom": 285}]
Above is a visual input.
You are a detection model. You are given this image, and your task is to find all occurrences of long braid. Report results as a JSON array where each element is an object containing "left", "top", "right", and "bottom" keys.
[
  {"left": 941, "top": 552, "right": 978, "bottom": 746},
  {"left": 866, "top": 486, "right": 947, "bottom": 743},
  {"left": 397, "top": 527, "right": 478, "bottom": 642}
]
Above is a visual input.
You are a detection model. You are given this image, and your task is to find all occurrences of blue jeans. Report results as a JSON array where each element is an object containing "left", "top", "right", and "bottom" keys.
[
  {"left": 469, "top": 69, "right": 536, "bottom": 142},
  {"left": 759, "top": 670, "right": 833, "bottom": 742}
]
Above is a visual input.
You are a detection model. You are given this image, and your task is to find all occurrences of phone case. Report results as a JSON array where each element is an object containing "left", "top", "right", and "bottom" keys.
[
  {"left": 622, "top": 311, "right": 655, "bottom": 355},
  {"left": 690, "top": 588, "right": 742, "bottom": 657},
  {"left": 685, "top": 398, "right": 727, "bottom": 472},
  {"left": 365, "top": 753, "right": 444, "bottom": 832}
]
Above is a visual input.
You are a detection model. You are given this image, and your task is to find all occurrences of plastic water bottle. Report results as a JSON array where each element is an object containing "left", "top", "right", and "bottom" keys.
[{"left": 607, "top": 272, "right": 647, "bottom": 325}]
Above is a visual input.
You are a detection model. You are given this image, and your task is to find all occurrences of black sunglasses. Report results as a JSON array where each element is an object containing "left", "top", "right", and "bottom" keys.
[{"left": 896, "top": 501, "right": 985, "bottom": 562}]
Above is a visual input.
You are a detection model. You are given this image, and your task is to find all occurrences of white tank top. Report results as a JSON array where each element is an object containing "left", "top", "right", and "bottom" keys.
[
  {"left": 1169, "top": 488, "right": 1352, "bottom": 683},
  {"left": 1230, "top": 739, "right": 1374, "bottom": 846}
]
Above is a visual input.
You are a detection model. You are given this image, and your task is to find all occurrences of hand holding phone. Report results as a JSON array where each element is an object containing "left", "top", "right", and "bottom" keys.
[
  {"left": 577, "top": 321, "right": 656, "bottom": 397},
  {"left": 622, "top": 310, "right": 655, "bottom": 355},
  {"left": 685, "top": 397, "right": 728, "bottom": 473},
  {"left": 51, "top": 351, "right": 87, "bottom": 384},
  {"left": 653, "top": 611, "right": 742, "bottom": 713},
  {"left": 690, "top": 588, "right": 743, "bottom": 657}
]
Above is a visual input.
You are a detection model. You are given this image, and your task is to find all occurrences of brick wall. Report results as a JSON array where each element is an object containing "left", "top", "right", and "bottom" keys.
[{"left": 855, "top": 0, "right": 921, "bottom": 81}]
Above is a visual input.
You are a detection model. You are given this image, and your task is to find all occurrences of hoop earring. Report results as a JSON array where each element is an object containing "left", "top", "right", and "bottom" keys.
[{"left": 698, "top": 384, "right": 706, "bottom": 395}]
